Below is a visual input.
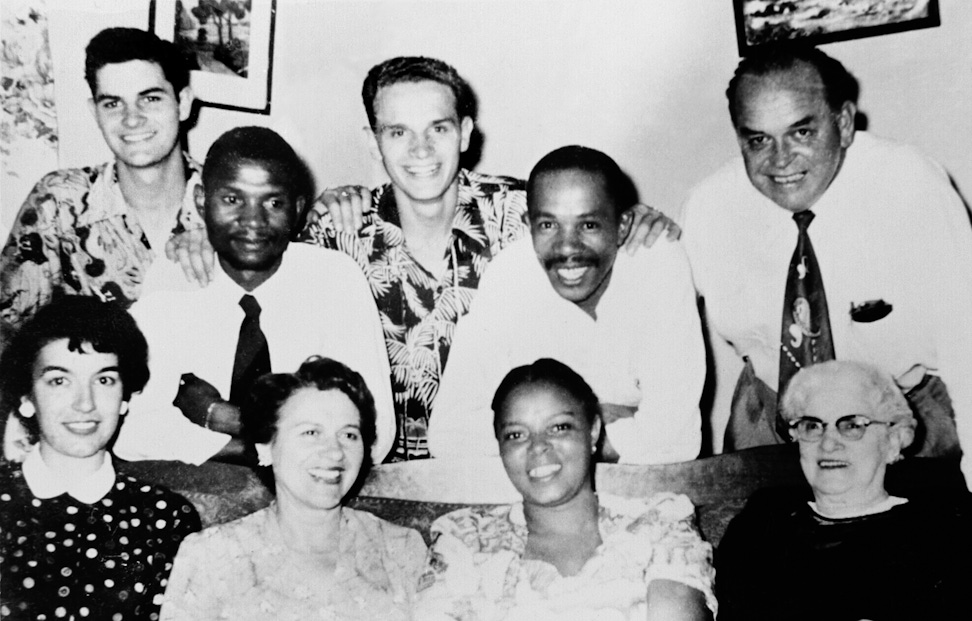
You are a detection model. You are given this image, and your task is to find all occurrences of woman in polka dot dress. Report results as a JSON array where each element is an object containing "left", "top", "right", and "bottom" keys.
[{"left": 0, "top": 297, "right": 201, "bottom": 620}]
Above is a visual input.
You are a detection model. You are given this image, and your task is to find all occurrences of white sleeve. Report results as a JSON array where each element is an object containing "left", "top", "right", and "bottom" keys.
[
  {"left": 604, "top": 242, "right": 704, "bottom": 464},
  {"left": 342, "top": 274, "right": 397, "bottom": 464},
  {"left": 114, "top": 299, "right": 231, "bottom": 465},
  {"left": 428, "top": 256, "right": 517, "bottom": 459},
  {"left": 915, "top": 160, "right": 972, "bottom": 490}
]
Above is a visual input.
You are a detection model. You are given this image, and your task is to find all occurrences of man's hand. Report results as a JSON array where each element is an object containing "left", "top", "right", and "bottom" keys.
[
  {"left": 623, "top": 203, "right": 681, "bottom": 255},
  {"left": 173, "top": 373, "right": 222, "bottom": 427},
  {"left": 600, "top": 403, "right": 637, "bottom": 425},
  {"left": 165, "top": 228, "right": 215, "bottom": 287},
  {"left": 172, "top": 373, "right": 242, "bottom": 436},
  {"left": 597, "top": 403, "right": 637, "bottom": 463},
  {"left": 306, "top": 185, "right": 372, "bottom": 233}
]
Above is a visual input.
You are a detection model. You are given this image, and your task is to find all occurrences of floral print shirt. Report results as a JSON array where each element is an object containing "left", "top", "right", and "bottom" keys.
[
  {"left": 300, "top": 169, "right": 529, "bottom": 461},
  {"left": 0, "top": 155, "right": 203, "bottom": 336},
  {"left": 416, "top": 493, "right": 718, "bottom": 620}
]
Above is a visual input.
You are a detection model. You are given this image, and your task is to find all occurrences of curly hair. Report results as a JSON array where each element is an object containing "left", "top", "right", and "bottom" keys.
[{"left": 240, "top": 357, "right": 378, "bottom": 470}]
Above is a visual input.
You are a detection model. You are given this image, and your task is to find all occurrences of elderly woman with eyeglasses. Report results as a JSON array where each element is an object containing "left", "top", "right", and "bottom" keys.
[{"left": 716, "top": 360, "right": 972, "bottom": 621}]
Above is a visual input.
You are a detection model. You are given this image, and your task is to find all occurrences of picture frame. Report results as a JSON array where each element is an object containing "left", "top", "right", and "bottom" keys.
[
  {"left": 149, "top": 0, "right": 276, "bottom": 114},
  {"left": 733, "top": 0, "right": 940, "bottom": 56}
]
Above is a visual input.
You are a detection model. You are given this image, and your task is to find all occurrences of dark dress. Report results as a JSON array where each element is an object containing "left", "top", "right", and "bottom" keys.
[
  {"left": 0, "top": 460, "right": 201, "bottom": 620},
  {"left": 716, "top": 487, "right": 972, "bottom": 621}
]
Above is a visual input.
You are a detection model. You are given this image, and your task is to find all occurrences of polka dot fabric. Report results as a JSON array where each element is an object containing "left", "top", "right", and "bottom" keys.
[{"left": 0, "top": 461, "right": 201, "bottom": 620}]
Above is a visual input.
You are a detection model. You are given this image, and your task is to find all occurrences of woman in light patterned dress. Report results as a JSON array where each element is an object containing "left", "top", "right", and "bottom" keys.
[
  {"left": 415, "top": 358, "right": 717, "bottom": 621},
  {"left": 160, "top": 357, "right": 426, "bottom": 620}
]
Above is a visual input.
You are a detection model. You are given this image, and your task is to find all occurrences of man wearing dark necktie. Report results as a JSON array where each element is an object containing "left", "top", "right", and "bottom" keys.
[
  {"left": 115, "top": 127, "right": 395, "bottom": 465},
  {"left": 681, "top": 46, "right": 972, "bottom": 486}
]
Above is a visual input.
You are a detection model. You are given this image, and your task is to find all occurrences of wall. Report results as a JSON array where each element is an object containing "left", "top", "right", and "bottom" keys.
[{"left": 5, "top": 0, "right": 971, "bottom": 233}]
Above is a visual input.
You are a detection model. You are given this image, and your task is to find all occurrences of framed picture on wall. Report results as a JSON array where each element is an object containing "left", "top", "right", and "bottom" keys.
[
  {"left": 149, "top": 0, "right": 276, "bottom": 113},
  {"left": 733, "top": 0, "right": 940, "bottom": 56}
]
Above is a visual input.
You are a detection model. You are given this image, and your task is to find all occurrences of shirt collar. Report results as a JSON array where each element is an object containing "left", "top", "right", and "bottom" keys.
[
  {"left": 374, "top": 169, "right": 490, "bottom": 255},
  {"left": 82, "top": 152, "right": 203, "bottom": 233},
  {"left": 22, "top": 449, "right": 116, "bottom": 504}
]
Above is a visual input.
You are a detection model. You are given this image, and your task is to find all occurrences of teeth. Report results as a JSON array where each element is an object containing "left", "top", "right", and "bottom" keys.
[
  {"left": 529, "top": 464, "right": 562, "bottom": 478},
  {"left": 771, "top": 173, "right": 805, "bottom": 184},
  {"left": 818, "top": 460, "right": 847, "bottom": 468},
  {"left": 65, "top": 422, "right": 97, "bottom": 433},
  {"left": 308, "top": 468, "right": 341, "bottom": 483},
  {"left": 406, "top": 165, "right": 438, "bottom": 177},
  {"left": 557, "top": 267, "right": 587, "bottom": 281},
  {"left": 121, "top": 133, "right": 153, "bottom": 143}
]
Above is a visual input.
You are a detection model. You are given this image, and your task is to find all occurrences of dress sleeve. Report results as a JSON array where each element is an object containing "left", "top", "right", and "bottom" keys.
[
  {"left": 414, "top": 509, "right": 496, "bottom": 621},
  {"left": 633, "top": 493, "right": 717, "bottom": 615}
]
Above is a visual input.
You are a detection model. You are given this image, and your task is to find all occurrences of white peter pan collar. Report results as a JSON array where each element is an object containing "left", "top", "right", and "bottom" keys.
[{"left": 22, "top": 449, "right": 116, "bottom": 504}]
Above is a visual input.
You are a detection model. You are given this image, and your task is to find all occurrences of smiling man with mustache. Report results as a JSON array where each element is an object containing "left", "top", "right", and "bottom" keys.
[
  {"left": 112, "top": 127, "right": 395, "bottom": 466},
  {"left": 430, "top": 146, "right": 704, "bottom": 464}
]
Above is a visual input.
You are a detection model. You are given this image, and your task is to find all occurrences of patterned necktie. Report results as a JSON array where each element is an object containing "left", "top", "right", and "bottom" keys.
[
  {"left": 779, "top": 211, "right": 835, "bottom": 399},
  {"left": 230, "top": 294, "right": 271, "bottom": 407}
]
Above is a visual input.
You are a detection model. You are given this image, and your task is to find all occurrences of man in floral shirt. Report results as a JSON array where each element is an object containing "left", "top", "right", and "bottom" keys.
[
  {"left": 302, "top": 57, "right": 530, "bottom": 461},
  {"left": 0, "top": 27, "right": 200, "bottom": 346}
]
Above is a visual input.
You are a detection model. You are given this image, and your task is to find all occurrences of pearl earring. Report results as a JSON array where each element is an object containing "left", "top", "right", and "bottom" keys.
[{"left": 18, "top": 398, "right": 36, "bottom": 418}]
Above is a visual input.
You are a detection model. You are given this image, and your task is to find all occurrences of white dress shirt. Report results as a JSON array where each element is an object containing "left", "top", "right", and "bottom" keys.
[
  {"left": 681, "top": 132, "right": 972, "bottom": 484},
  {"left": 115, "top": 243, "right": 395, "bottom": 465},
  {"left": 430, "top": 236, "right": 704, "bottom": 464}
]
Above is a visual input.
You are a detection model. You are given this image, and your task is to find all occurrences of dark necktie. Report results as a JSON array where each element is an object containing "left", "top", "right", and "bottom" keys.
[
  {"left": 230, "top": 294, "right": 271, "bottom": 407},
  {"left": 778, "top": 211, "right": 835, "bottom": 399}
]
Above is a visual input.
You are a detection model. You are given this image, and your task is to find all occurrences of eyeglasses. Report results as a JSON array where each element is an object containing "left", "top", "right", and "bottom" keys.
[{"left": 787, "top": 415, "right": 894, "bottom": 442}]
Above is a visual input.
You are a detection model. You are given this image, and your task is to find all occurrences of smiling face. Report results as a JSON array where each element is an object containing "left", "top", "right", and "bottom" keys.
[
  {"left": 29, "top": 339, "right": 124, "bottom": 470},
  {"left": 795, "top": 375, "right": 901, "bottom": 514},
  {"left": 530, "top": 169, "right": 632, "bottom": 317},
  {"left": 89, "top": 59, "right": 191, "bottom": 170},
  {"left": 497, "top": 381, "right": 600, "bottom": 509},
  {"left": 733, "top": 63, "right": 855, "bottom": 213},
  {"left": 196, "top": 158, "right": 301, "bottom": 290},
  {"left": 369, "top": 80, "right": 473, "bottom": 210},
  {"left": 257, "top": 388, "right": 365, "bottom": 512}
]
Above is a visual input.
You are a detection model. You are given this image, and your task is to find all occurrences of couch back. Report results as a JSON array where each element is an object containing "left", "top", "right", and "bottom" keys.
[{"left": 120, "top": 444, "right": 807, "bottom": 547}]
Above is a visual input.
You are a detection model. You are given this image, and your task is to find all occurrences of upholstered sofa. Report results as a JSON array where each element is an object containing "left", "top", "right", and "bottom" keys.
[{"left": 118, "top": 443, "right": 961, "bottom": 547}]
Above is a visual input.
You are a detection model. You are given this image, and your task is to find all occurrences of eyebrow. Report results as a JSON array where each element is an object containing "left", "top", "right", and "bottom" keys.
[
  {"left": 95, "top": 87, "right": 169, "bottom": 104},
  {"left": 738, "top": 114, "right": 817, "bottom": 137},
  {"left": 377, "top": 117, "right": 457, "bottom": 132},
  {"left": 37, "top": 365, "right": 120, "bottom": 375}
]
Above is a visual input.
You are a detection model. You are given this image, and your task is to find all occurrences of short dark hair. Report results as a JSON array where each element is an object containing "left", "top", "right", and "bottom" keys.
[
  {"left": 726, "top": 44, "right": 859, "bottom": 126},
  {"left": 0, "top": 296, "right": 149, "bottom": 441},
  {"left": 84, "top": 27, "right": 191, "bottom": 97},
  {"left": 526, "top": 145, "right": 635, "bottom": 218},
  {"left": 202, "top": 126, "right": 309, "bottom": 202},
  {"left": 491, "top": 358, "right": 600, "bottom": 437},
  {"left": 241, "top": 357, "right": 378, "bottom": 469},
  {"left": 362, "top": 56, "right": 476, "bottom": 130}
]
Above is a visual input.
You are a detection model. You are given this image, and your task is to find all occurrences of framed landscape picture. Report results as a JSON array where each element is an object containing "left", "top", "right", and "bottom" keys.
[
  {"left": 150, "top": 0, "right": 276, "bottom": 113},
  {"left": 733, "top": 0, "right": 940, "bottom": 56}
]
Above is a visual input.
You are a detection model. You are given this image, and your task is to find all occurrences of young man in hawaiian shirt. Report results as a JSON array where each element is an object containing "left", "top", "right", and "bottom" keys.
[{"left": 0, "top": 27, "right": 200, "bottom": 345}]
